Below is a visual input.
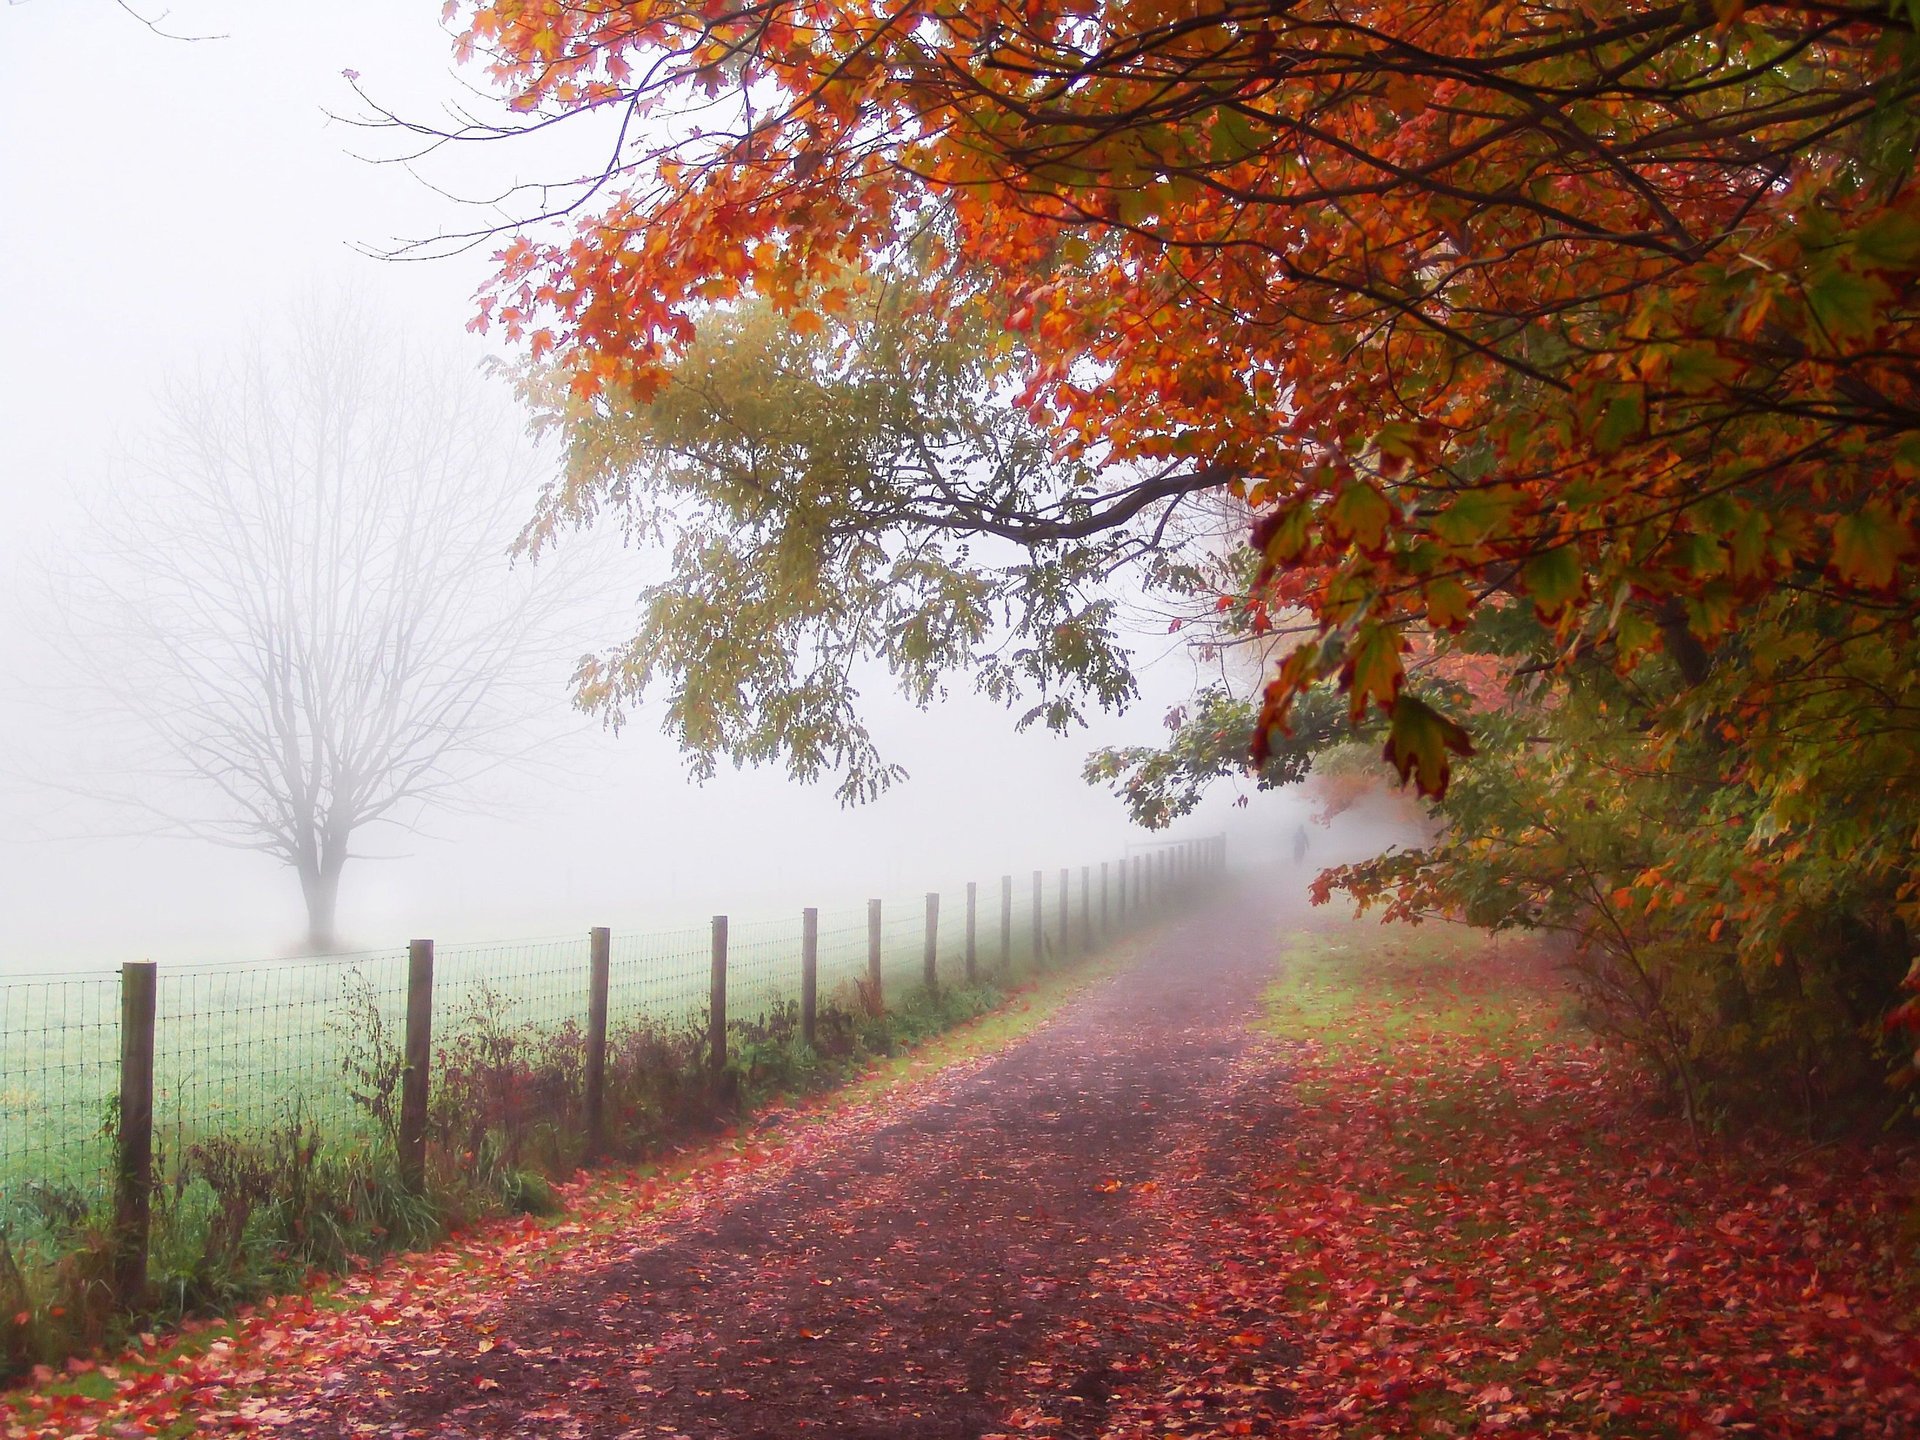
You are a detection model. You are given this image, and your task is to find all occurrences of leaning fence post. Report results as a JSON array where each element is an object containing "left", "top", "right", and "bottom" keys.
[
  {"left": 924, "top": 892, "right": 940, "bottom": 993},
  {"left": 709, "top": 916, "right": 728, "bottom": 1073},
  {"left": 802, "top": 907, "right": 819, "bottom": 1048},
  {"left": 867, "top": 898, "right": 884, "bottom": 1015},
  {"left": 114, "top": 960, "right": 156, "bottom": 1307},
  {"left": 399, "top": 939, "right": 434, "bottom": 1191},
  {"left": 1000, "top": 874, "right": 1013, "bottom": 971},
  {"left": 965, "top": 881, "right": 978, "bottom": 984},
  {"left": 1031, "top": 870, "right": 1044, "bottom": 968},
  {"left": 585, "top": 927, "right": 611, "bottom": 1158}
]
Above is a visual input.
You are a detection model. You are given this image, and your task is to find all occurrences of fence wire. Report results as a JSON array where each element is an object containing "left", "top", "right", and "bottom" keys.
[
  {"left": 0, "top": 844, "right": 1216, "bottom": 1236},
  {"left": 0, "top": 971, "right": 118, "bottom": 1213},
  {"left": 878, "top": 895, "right": 928, "bottom": 1000},
  {"left": 726, "top": 916, "right": 802, "bottom": 1024},
  {"left": 155, "top": 950, "right": 409, "bottom": 1161},
  {"left": 608, "top": 925, "right": 711, "bottom": 1025},
  {"left": 812, "top": 907, "right": 873, "bottom": 1002}
]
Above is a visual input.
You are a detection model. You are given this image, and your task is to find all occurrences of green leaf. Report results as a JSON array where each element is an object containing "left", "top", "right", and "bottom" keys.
[
  {"left": 1252, "top": 504, "right": 1311, "bottom": 566},
  {"left": 1721, "top": 505, "right": 1773, "bottom": 580},
  {"left": 1327, "top": 481, "right": 1393, "bottom": 551},
  {"left": 1667, "top": 531, "right": 1726, "bottom": 580},
  {"left": 1831, "top": 507, "right": 1910, "bottom": 589},
  {"left": 1430, "top": 487, "right": 1511, "bottom": 545},
  {"left": 1612, "top": 607, "right": 1659, "bottom": 661},
  {"left": 1804, "top": 263, "right": 1883, "bottom": 341},
  {"left": 1594, "top": 390, "right": 1643, "bottom": 454},
  {"left": 1522, "top": 546, "right": 1584, "bottom": 617},
  {"left": 1423, "top": 576, "right": 1473, "bottom": 629},
  {"left": 1209, "top": 106, "right": 1266, "bottom": 166},
  {"left": 1343, "top": 623, "right": 1404, "bottom": 720},
  {"left": 1667, "top": 343, "right": 1736, "bottom": 395},
  {"left": 1381, "top": 693, "right": 1474, "bottom": 799},
  {"left": 1853, "top": 209, "right": 1920, "bottom": 270}
]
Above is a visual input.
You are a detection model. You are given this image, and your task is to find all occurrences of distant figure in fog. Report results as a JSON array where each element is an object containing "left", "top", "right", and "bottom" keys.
[{"left": 1292, "top": 823, "right": 1311, "bottom": 864}]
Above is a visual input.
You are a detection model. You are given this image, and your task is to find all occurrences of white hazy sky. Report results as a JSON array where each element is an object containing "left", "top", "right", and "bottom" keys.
[{"left": 0, "top": 0, "right": 1312, "bottom": 971}]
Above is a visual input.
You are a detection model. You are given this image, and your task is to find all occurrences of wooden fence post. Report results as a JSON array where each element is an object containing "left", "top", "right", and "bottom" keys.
[
  {"left": 802, "top": 907, "right": 819, "bottom": 1047},
  {"left": 709, "top": 916, "right": 728, "bottom": 1072},
  {"left": 1100, "top": 862, "right": 1110, "bottom": 937},
  {"left": 1031, "top": 870, "right": 1044, "bottom": 967},
  {"left": 867, "top": 899, "right": 884, "bottom": 1015},
  {"left": 924, "top": 892, "right": 940, "bottom": 993},
  {"left": 399, "top": 939, "right": 434, "bottom": 1192},
  {"left": 114, "top": 960, "right": 156, "bottom": 1307},
  {"left": 1000, "top": 874, "right": 1012, "bottom": 971},
  {"left": 585, "top": 927, "right": 611, "bottom": 1158},
  {"left": 965, "top": 881, "right": 977, "bottom": 984}
]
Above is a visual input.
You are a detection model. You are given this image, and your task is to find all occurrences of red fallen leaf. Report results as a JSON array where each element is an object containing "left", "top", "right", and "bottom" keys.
[{"left": 475, "top": 1377, "right": 502, "bottom": 1392}]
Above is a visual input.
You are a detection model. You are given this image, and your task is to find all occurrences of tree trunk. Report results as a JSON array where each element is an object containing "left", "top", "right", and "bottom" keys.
[{"left": 299, "top": 859, "right": 345, "bottom": 953}]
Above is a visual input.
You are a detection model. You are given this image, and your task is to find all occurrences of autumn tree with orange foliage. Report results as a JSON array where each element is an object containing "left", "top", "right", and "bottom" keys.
[{"left": 428, "top": 0, "right": 1920, "bottom": 1119}]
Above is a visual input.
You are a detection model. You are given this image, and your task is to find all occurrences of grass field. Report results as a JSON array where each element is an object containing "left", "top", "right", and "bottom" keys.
[{"left": 0, "top": 888, "right": 1063, "bottom": 1224}]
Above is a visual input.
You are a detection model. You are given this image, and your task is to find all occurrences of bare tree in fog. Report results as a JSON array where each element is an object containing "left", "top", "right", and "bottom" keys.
[{"left": 52, "top": 303, "right": 573, "bottom": 951}]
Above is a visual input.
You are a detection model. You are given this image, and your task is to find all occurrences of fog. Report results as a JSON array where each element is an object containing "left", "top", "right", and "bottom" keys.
[{"left": 0, "top": 2, "right": 1366, "bottom": 973}]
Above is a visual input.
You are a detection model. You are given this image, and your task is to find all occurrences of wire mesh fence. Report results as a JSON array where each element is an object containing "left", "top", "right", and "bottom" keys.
[
  {"left": 0, "top": 837, "right": 1224, "bottom": 1259},
  {"left": 0, "top": 970, "right": 119, "bottom": 1196},
  {"left": 153, "top": 950, "right": 409, "bottom": 1164},
  {"left": 726, "top": 916, "right": 804, "bottom": 1024},
  {"left": 607, "top": 924, "right": 712, "bottom": 1024},
  {"left": 813, "top": 906, "right": 874, "bottom": 1003}
]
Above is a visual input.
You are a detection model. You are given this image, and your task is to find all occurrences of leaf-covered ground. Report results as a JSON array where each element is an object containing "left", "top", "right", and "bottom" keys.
[
  {"left": 1057, "top": 928, "right": 1920, "bottom": 1438},
  {"left": 6, "top": 891, "right": 1916, "bottom": 1438}
]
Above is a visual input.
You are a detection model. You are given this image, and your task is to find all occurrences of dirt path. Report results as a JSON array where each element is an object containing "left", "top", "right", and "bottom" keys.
[{"left": 279, "top": 884, "right": 1310, "bottom": 1439}]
